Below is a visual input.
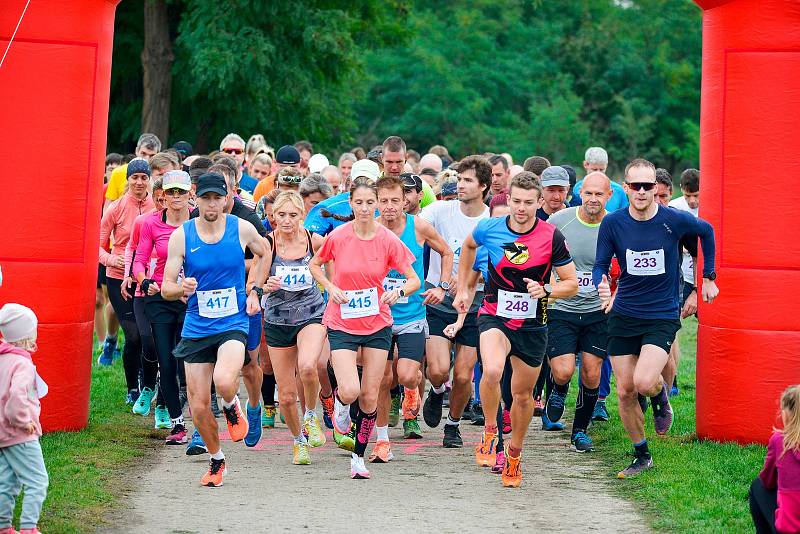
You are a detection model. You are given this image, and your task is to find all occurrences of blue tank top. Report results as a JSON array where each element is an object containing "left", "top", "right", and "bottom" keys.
[
  {"left": 182, "top": 214, "right": 248, "bottom": 338},
  {"left": 385, "top": 214, "right": 425, "bottom": 325}
]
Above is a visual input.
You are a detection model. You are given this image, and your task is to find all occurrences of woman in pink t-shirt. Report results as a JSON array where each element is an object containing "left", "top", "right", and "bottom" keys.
[{"left": 310, "top": 176, "right": 420, "bottom": 479}]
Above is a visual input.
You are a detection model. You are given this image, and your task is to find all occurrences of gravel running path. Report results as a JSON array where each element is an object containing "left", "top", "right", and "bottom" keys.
[{"left": 108, "top": 391, "right": 649, "bottom": 533}]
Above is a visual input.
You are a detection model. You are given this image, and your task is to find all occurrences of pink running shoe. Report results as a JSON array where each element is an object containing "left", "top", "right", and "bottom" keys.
[
  {"left": 502, "top": 409, "right": 512, "bottom": 434},
  {"left": 491, "top": 450, "right": 506, "bottom": 474},
  {"left": 166, "top": 424, "right": 188, "bottom": 445}
]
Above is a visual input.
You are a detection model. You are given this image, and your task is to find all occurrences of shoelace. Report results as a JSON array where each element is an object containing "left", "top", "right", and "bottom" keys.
[
  {"left": 224, "top": 405, "right": 240, "bottom": 425},
  {"left": 549, "top": 392, "right": 566, "bottom": 409},
  {"left": 209, "top": 458, "right": 224, "bottom": 474}
]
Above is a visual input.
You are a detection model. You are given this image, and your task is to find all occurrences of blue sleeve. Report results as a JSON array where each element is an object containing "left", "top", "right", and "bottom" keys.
[
  {"left": 683, "top": 215, "right": 716, "bottom": 275},
  {"left": 304, "top": 204, "right": 332, "bottom": 236},
  {"left": 472, "top": 219, "right": 489, "bottom": 247},
  {"left": 592, "top": 218, "right": 615, "bottom": 287},
  {"left": 570, "top": 180, "right": 583, "bottom": 206}
]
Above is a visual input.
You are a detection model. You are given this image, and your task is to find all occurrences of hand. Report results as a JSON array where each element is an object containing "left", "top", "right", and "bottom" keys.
[
  {"left": 597, "top": 274, "right": 611, "bottom": 302},
  {"left": 381, "top": 288, "right": 400, "bottom": 306},
  {"left": 327, "top": 285, "right": 348, "bottom": 305},
  {"left": 112, "top": 255, "right": 125, "bottom": 270},
  {"left": 681, "top": 289, "right": 698, "bottom": 318},
  {"left": 602, "top": 291, "right": 616, "bottom": 314},
  {"left": 265, "top": 275, "right": 282, "bottom": 293},
  {"left": 447, "top": 278, "right": 459, "bottom": 297},
  {"left": 182, "top": 277, "right": 197, "bottom": 297},
  {"left": 452, "top": 291, "right": 470, "bottom": 314},
  {"left": 701, "top": 279, "right": 719, "bottom": 305},
  {"left": 24, "top": 422, "right": 36, "bottom": 434},
  {"left": 121, "top": 277, "right": 133, "bottom": 301},
  {"left": 523, "top": 278, "right": 546, "bottom": 299},
  {"left": 246, "top": 293, "right": 260, "bottom": 315},
  {"left": 443, "top": 321, "right": 462, "bottom": 339},
  {"left": 146, "top": 281, "right": 160, "bottom": 296},
  {"left": 421, "top": 287, "right": 445, "bottom": 306}
]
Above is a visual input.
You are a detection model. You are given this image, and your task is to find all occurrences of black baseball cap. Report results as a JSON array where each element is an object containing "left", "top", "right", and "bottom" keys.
[
  {"left": 195, "top": 173, "right": 228, "bottom": 197},
  {"left": 401, "top": 173, "right": 423, "bottom": 192},
  {"left": 276, "top": 145, "right": 301, "bottom": 165},
  {"left": 173, "top": 141, "right": 193, "bottom": 158}
]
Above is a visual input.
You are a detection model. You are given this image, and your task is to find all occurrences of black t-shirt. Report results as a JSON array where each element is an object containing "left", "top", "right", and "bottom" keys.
[{"left": 190, "top": 197, "right": 267, "bottom": 259}]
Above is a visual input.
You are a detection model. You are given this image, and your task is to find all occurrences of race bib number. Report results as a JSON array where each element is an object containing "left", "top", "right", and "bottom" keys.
[
  {"left": 382, "top": 277, "right": 408, "bottom": 304},
  {"left": 450, "top": 237, "right": 463, "bottom": 268},
  {"left": 577, "top": 271, "right": 595, "bottom": 294},
  {"left": 276, "top": 265, "right": 313, "bottom": 292},
  {"left": 681, "top": 253, "right": 694, "bottom": 282},
  {"left": 198, "top": 287, "right": 238, "bottom": 318},
  {"left": 497, "top": 289, "right": 537, "bottom": 320},
  {"left": 341, "top": 287, "right": 379, "bottom": 319},
  {"left": 626, "top": 249, "right": 665, "bottom": 276}
]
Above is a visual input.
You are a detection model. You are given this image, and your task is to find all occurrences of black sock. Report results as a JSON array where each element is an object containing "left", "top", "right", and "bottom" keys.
[
  {"left": 261, "top": 372, "right": 276, "bottom": 407},
  {"left": 353, "top": 406, "right": 377, "bottom": 457},
  {"left": 634, "top": 439, "right": 650, "bottom": 458},
  {"left": 390, "top": 385, "right": 401, "bottom": 397},
  {"left": 650, "top": 383, "right": 667, "bottom": 416},
  {"left": 349, "top": 400, "right": 359, "bottom": 420},
  {"left": 553, "top": 380, "right": 569, "bottom": 395},
  {"left": 572, "top": 384, "right": 599, "bottom": 434},
  {"left": 496, "top": 404, "right": 504, "bottom": 451},
  {"left": 673, "top": 375, "right": 678, "bottom": 388},
  {"left": 637, "top": 393, "right": 648, "bottom": 413}
]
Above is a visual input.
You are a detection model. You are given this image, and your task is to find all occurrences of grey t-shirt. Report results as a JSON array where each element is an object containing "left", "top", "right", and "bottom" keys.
[{"left": 547, "top": 207, "right": 603, "bottom": 314}]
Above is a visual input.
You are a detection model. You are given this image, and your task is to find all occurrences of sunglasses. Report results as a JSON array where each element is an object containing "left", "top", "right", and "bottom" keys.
[
  {"left": 278, "top": 175, "right": 303, "bottom": 184},
  {"left": 222, "top": 148, "right": 244, "bottom": 155},
  {"left": 164, "top": 188, "right": 188, "bottom": 196},
  {"left": 626, "top": 182, "right": 656, "bottom": 192}
]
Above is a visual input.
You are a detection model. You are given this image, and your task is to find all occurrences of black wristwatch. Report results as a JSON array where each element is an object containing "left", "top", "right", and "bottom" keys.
[
  {"left": 703, "top": 271, "right": 717, "bottom": 281},
  {"left": 250, "top": 286, "right": 264, "bottom": 299},
  {"left": 140, "top": 279, "right": 153, "bottom": 294},
  {"left": 438, "top": 280, "right": 451, "bottom": 291},
  {"left": 398, "top": 288, "right": 406, "bottom": 298}
]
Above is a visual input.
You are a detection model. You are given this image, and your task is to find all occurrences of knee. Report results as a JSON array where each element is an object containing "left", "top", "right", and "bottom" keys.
[
  {"left": 338, "top": 384, "right": 360, "bottom": 405},
  {"left": 481, "top": 366, "right": 503, "bottom": 385},
  {"left": 616, "top": 382, "right": 637, "bottom": 402},
  {"left": 550, "top": 364, "right": 573, "bottom": 385},
  {"left": 452, "top": 371, "right": 471, "bottom": 389},
  {"left": 278, "top": 388, "right": 297, "bottom": 408},
  {"left": 298, "top": 363, "right": 316, "bottom": 382},
  {"left": 512, "top": 392, "right": 533, "bottom": 410},
  {"left": 633, "top": 375, "right": 657, "bottom": 395},
  {"left": 398, "top": 370, "right": 418, "bottom": 387}
]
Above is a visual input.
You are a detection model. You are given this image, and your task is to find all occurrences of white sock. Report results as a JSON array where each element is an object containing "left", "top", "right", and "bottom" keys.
[
  {"left": 304, "top": 408, "right": 315, "bottom": 420},
  {"left": 294, "top": 433, "right": 308, "bottom": 445},
  {"left": 432, "top": 384, "right": 446, "bottom": 394},
  {"left": 376, "top": 425, "right": 389, "bottom": 442},
  {"left": 171, "top": 416, "right": 184, "bottom": 428},
  {"left": 446, "top": 414, "right": 460, "bottom": 427},
  {"left": 211, "top": 450, "right": 224, "bottom": 460},
  {"left": 220, "top": 395, "right": 237, "bottom": 410}
]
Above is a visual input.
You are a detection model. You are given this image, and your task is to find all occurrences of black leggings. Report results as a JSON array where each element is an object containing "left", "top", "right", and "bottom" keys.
[
  {"left": 145, "top": 296, "right": 185, "bottom": 421},
  {"left": 133, "top": 297, "right": 161, "bottom": 400},
  {"left": 501, "top": 358, "right": 513, "bottom": 409},
  {"left": 105, "top": 277, "right": 142, "bottom": 392},
  {"left": 749, "top": 478, "right": 778, "bottom": 534}
]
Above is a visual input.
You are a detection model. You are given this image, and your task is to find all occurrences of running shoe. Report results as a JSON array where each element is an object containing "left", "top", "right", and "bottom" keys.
[
  {"left": 669, "top": 385, "right": 680, "bottom": 397},
  {"left": 303, "top": 413, "right": 326, "bottom": 447},
  {"left": 638, "top": 394, "right": 649, "bottom": 414},
  {"left": 201, "top": 458, "right": 226, "bottom": 487},
  {"left": 617, "top": 455, "right": 653, "bottom": 479},
  {"left": 334, "top": 423, "right": 356, "bottom": 452},
  {"left": 132, "top": 386, "right": 155, "bottom": 416},
  {"left": 475, "top": 431, "right": 498, "bottom": 467},
  {"left": 368, "top": 440, "right": 394, "bottom": 463},
  {"left": 186, "top": 429, "right": 207, "bottom": 456},
  {"left": 422, "top": 388, "right": 444, "bottom": 428},
  {"left": 570, "top": 431, "right": 594, "bottom": 452},
  {"left": 501, "top": 446, "right": 522, "bottom": 488},
  {"left": 491, "top": 450, "right": 506, "bottom": 474},
  {"left": 403, "top": 418, "right": 423, "bottom": 439},
  {"left": 125, "top": 389, "right": 139, "bottom": 406},
  {"left": 262, "top": 405, "right": 276, "bottom": 428},
  {"left": 461, "top": 399, "right": 475, "bottom": 422},
  {"left": 545, "top": 389, "right": 567, "bottom": 423},
  {"left": 0, "top": 527, "right": 18, "bottom": 534},
  {"left": 166, "top": 424, "right": 188, "bottom": 445},
  {"left": 592, "top": 399, "right": 610, "bottom": 422},
  {"left": 471, "top": 402, "right": 485, "bottom": 426},
  {"left": 389, "top": 393, "right": 401, "bottom": 427},
  {"left": 350, "top": 455, "right": 370, "bottom": 479},
  {"left": 244, "top": 403, "right": 263, "bottom": 447},
  {"left": 402, "top": 387, "right": 420, "bottom": 420},
  {"left": 20, "top": 528, "right": 42, "bottom": 534},
  {"left": 154, "top": 405, "right": 171, "bottom": 429},
  {"left": 533, "top": 395, "right": 544, "bottom": 416},
  {"left": 332, "top": 393, "right": 352, "bottom": 435},
  {"left": 502, "top": 408, "right": 512, "bottom": 434},
  {"left": 210, "top": 390, "right": 222, "bottom": 418},
  {"left": 223, "top": 398, "right": 249, "bottom": 443},
  {"left": 97, "top": 338, "right": 115, "bottom": 366},
  {"left": 443, "top": 424, "right": 463, "bottom": 448},
  {"left": 652, "top": 387, "right": 674, "bottom": 436},
  {"left": 319, "top": 392, "right": 335, "bottom": 429},
  {"left": 293, "top": 442, "right": 311, "bottom": 465},
  {"left": 541, "top": 413, "right": 564, "bottom": 431}
]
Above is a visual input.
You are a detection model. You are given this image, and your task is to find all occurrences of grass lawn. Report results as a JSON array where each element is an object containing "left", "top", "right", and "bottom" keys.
[
  {"left": 590, "top": 317, "right": 766, "bottom": 532},
  {"left": 28, "top": 360, "right": 159, "bottom": 533}
]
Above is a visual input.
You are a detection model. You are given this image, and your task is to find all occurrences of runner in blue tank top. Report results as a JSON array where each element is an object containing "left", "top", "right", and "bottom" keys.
[
  {"left": 371, "top": 175, "right": 454, "bottom": 460},
  {"left": 161, "top": 173, "right": 268, "bottom": 488}
]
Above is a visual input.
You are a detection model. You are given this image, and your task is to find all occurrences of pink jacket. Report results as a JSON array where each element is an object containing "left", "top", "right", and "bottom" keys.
[
  {"left": 99, "top": 192, "right": 154, "bottom": 280},
  {"left": 760, "top": 432, "right": 800, "bottom": 534},
  {"left": 0, "top": 342, "right": 41, "bottom": 448}
]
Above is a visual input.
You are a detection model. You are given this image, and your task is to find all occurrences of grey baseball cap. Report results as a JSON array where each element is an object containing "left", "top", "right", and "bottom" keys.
[{"left": 540, "top": 166, "right": 570, "bottom": 188}]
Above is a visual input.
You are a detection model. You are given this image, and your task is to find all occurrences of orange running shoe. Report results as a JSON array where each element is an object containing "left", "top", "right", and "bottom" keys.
[
  {"left": 320, "top": 392, "right": 335, "bottom": 425},
  {"left": 368, "top": 440, "right": 394, "bottom": 463},
  {"left": 201, "top": 457, "right": 226, "bottom": 487},
  {"left": 475, "top": 431, "right": 498, "bottom": 467},
  {"left": 402, "top": 387, "right": 420, "bottom": 420},
  {"left": 223, "top": 396, "right": 249, "bottom": 442},
  {"left": 501, "top": 446, "right": 522, "bottom": 488}
]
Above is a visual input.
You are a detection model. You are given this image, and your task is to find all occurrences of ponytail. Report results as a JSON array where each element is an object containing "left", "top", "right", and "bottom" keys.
[{"left": 780, "top": 385, "right": 800, "bottom": 456}]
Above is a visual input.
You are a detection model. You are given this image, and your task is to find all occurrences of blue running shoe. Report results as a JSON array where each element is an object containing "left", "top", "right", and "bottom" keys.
[
  {"left": 545, "top": 389, "right": 568, "bottom": 423},
  {"left": 323, "top": 410, "right": 333, "bottom": 430},
  {"left": 244, "top": 402, "right": 263, "bottom": 447},
  {"left": 571, "top": 431, "right": 594, "bottom": 452},
  {"left": 541, "top": 412, "right": 564, "bottom": 431},
  {"left": 186, "top": 429, "right": 208, "bottom": 456},
  {"left": 125, "top": 389, "right": 140, "bottom": 406},
  {"left": 592, "top": 399, "right": 609, "bottom": 422},
  {"left": 97, "top": 338, "right": 115, "bottom": 366},
  {"left": 669, "top": 385, "right": 680, "bottom": 397}
]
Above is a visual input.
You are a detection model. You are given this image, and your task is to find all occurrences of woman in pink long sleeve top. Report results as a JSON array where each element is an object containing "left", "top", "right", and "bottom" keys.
[
  {"left": 751, "top": 385, "right": 800, "bottom": 533},
  {"left": 97, "top": 158, "right": 154, "bottom": 403}
]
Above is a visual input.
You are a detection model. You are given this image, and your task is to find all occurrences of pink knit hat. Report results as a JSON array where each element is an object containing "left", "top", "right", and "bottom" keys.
[{"left": 0, "top": 303, "right": 38, "bottom": 343}]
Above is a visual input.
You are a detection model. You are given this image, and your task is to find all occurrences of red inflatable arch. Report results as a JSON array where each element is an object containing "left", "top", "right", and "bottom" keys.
[
  {"left": 0, "top": 0, "right": 119, "bottom": 431},
  {"left": 694, "top": 0, "right": 800, "bottom": 444}
]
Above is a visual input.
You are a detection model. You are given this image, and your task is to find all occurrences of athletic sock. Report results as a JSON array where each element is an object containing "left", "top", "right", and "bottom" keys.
[
  {"left": 354, "top": 407, "right": 377, "bottom": 456},
  {"left": 508, "top": 445, "right": 522, "bottom": 458},
  {"left": 304, "top": 408, "right": 315, "bottom": 420},
  {"left": 211, "top": 449, "right": 224, "bottom": 461},
  {"left": 390, "top": 385, "right": 401, "bottom": 397},
  {"left": 220, "top": 395, "right": 236, "bottom": 410},
  {"left": 553, "top": 380, "right": 569, "bottom": 395},
  {"left": 633, "top": 439, "right": 650, "bottom": 458},
  {"left": 650, "top": 383, "right": 668, "bottom": 416},
  {"left": 261, "top": 372, "right": 276, "bottom": 407},
  {"left": 572, "top": 384, "right": 599, "bottom": 435},
  {"left": 484, "top": 423, "right": 498, "bottom": 435},
  {"left": 445, "top": 414, "right": 460, "bottom": 427},
  {"left": 673, "top": 375, "right": 679, "bottom": 389},
  {"left": 294, "top": 433, "right": 308, "bottom": 445},
  {"left": 376, "top": 425, "right": 389, "bottom": 442},
  {"left": 432, "top": 383, "right": 446, "bottom": 395},
  {"left": 170, "top": 416, "right": 185, "bottom": 429}
]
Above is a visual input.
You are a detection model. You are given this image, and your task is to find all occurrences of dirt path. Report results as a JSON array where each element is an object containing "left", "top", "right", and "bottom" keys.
[{"left": 108, "top": 393, "right": 649, "bottom": 534}]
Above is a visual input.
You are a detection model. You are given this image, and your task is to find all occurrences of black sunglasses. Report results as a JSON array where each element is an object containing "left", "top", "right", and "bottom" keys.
[{"left": 626, "top": 182, "right": 656, "bottom": 192}]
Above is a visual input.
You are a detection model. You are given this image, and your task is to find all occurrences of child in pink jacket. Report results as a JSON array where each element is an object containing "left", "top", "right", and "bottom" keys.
[{"left": 0, "top": 304, "right": 48, "bottom": 534}]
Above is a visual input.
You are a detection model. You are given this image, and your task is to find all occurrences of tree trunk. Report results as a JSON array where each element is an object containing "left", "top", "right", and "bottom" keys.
[{"left": 141, "top": 0, "right": 173, "bottom": 143}]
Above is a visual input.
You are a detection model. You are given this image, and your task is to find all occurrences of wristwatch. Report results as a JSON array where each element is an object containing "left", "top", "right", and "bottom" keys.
[
  {"left": 438, "top": 280, "right": 451, "bottom": 291},
  {"left": 250, "top": 286, "right": 264, "bottom": 299},
  {"left": 140, "top": 279, "right": 153, "bottom": 294},
  {"left": 703, "top": 271, "right": 717, "bottom": 281},
  {"left": 398, "top": 288, "right": 406, "bottom": 298}
]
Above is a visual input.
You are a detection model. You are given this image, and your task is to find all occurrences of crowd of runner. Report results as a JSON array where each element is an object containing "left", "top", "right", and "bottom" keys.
[{"left": 97, "top": 132, "right": 719, "bottom": 487}]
